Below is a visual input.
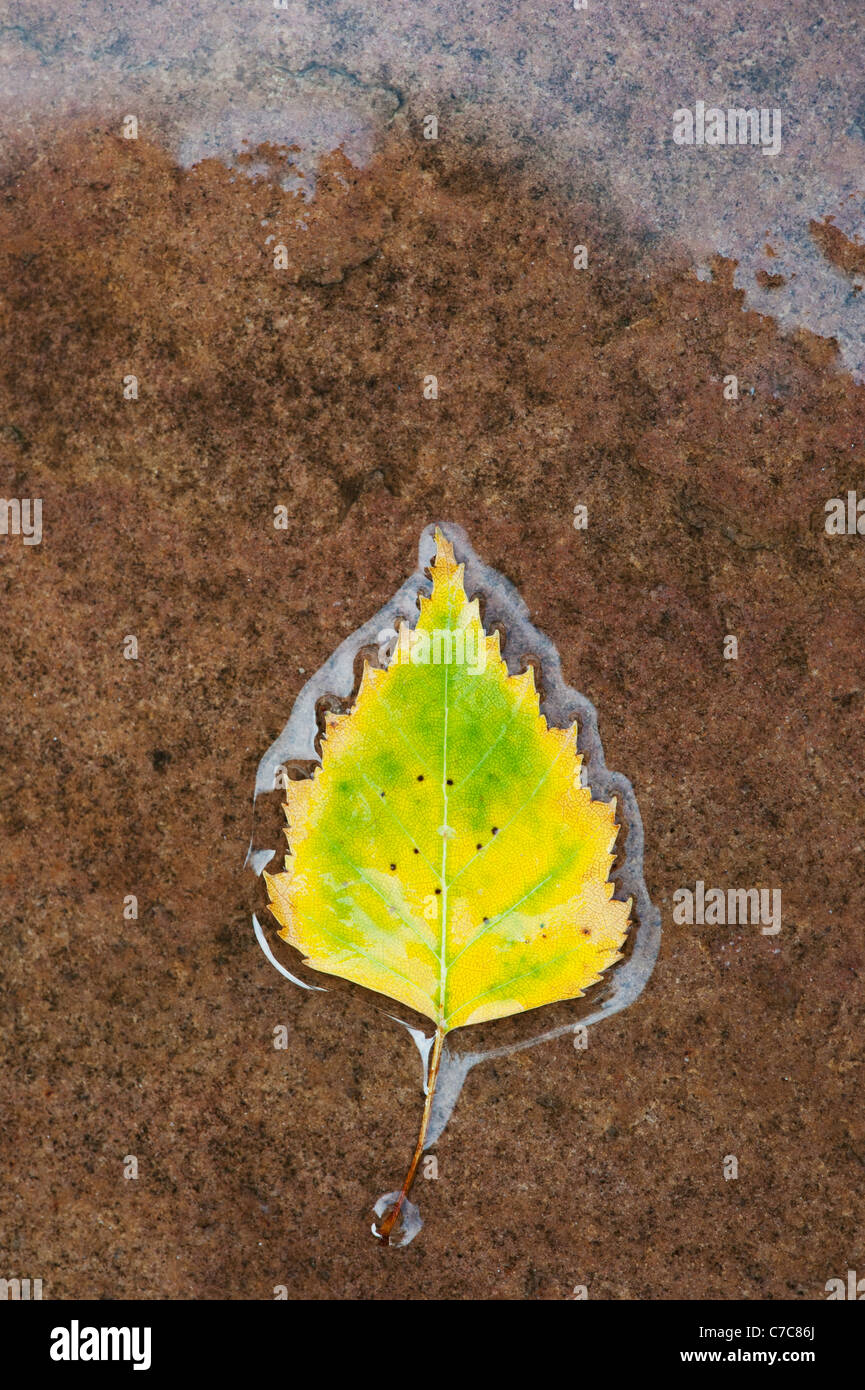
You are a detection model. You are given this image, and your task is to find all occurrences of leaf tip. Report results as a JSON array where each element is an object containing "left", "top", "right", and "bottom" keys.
[{"left": 432, "top": 525, "right": 456, "bottom": 566}]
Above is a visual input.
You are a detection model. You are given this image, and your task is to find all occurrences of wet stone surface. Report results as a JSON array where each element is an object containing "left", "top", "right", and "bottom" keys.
[{"left": 1, "top": 112, "right": 864, "bottom": 1298}]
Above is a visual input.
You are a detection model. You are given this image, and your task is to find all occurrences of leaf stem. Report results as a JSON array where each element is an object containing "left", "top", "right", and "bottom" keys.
[{"left": 377, "top": 1024, "right": 445, "bottom": 1245}]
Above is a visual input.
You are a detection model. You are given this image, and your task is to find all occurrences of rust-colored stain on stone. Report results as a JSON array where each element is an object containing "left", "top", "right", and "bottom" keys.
[
  {"left": 755, "top": 269, "right": 787, "bottom": 291},
  {"left": 1, "top": 119, "right": 864, "bottom": 1299},
  {"left": 809, "top": 216, "right": 865, "bottom": 282}
]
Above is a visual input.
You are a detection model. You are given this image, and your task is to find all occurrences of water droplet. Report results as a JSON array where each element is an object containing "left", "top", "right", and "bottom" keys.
[{"left": 372, "top": 1191, "right": 422, "bottom": 1247}]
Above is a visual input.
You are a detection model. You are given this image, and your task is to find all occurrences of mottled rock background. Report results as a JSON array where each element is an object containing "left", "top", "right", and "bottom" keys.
[{"left": 1, "top": 1, "right": 864, "bottom": 1299}]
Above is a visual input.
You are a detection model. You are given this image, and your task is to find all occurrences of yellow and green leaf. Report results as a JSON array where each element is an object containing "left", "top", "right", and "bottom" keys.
[{"left": 264, "top": 529, "right": 630, "bottom": 1239}]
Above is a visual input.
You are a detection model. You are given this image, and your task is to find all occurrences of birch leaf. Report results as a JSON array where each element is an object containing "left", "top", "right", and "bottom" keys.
[{"left": 264, "top": 529, "right": 630, "bottom": 1240}]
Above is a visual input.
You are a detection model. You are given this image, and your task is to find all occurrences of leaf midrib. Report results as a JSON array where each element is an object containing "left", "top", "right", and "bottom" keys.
[{"left": 438, "top": 631, "right": 451, "bottom": 1027}]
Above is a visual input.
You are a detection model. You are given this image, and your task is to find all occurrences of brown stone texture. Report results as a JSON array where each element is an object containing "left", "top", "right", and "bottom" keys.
[{"left": 1, "top": 108, "right": 864, "bottom": 1300}]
